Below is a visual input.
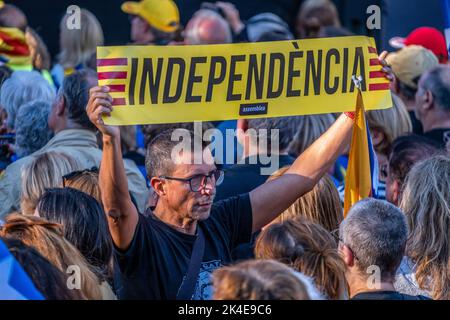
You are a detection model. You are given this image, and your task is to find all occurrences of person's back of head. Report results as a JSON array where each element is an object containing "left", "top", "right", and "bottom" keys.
[
  {"left": 62, "top": 167, "right": 101, "bottom": 204},
  {"left": 255, "top": 218, "right": 346, "bottom": 299},
  {"left": 245, "top": 13, "right": 293, "bottom": 43},
  {"left": 0, "top": 213, "right": 102, "bottom": 299},
  {"left": 340, "top": 199, "right": 408, "bottom": 284},
  {"left": 36, "top": 187, "right": 113, "bottom": 282},
  {"left": 20, "top": 151, "right": 80, "bottom": 214},
  {"left": 386, "top": 134, "right": 443, "bottom": 205},
  {"left": 213, "top": 259, "right": 319, "bottom": 300},
  {"left": 0, "top": 70, "right": 55, "bottom": 130},
  {"left": 0, "top": 3, "right": 27, "bottom": 32},
  {"left": 267, "top": 166, "right": 342, "bottom": 232},
  {"left": 14, "top": 100, "right": 53, "bottom": 158},
  {"left": 296, "top": 0, "right": 340, "bottom": 39},
  {"left": 287, "top": 114, "right": 335, "bottom": 156},
  {"left": 399, "top": 155, "right": 450, "bottom": 300},
  {"left": 58, "top": 8, "right": 104, "bottom": 69},
  {"left": 1, "top": 237, "right": 84, "bottom": 299},
  {"left": 243, "top": 116, "right": 301, "bottom": 154},
  {"left": 54, "top": 69, "right": 98, "bottom": 131},
  {"left": 184, "top": 9, "right": 232, "bottom": 45}
]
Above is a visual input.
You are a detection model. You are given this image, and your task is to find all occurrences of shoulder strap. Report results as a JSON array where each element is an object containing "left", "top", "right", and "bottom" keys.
[{"left": 176, "top": 227, "right": 205, "bottom": 300}]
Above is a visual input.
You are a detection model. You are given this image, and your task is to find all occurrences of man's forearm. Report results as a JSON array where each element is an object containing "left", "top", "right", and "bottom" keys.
[
  {"left": 287, "top": 113, "right": 353, "bottom": 184},
  {"left": 100, "top": 134, "right": 132, "bottom": 216}
]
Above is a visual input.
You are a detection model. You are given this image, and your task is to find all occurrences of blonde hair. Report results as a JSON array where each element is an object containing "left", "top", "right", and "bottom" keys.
[
  {"left": 400, "top": 155, "right": 450, "bottom": 300},
  {"left": 0, "top": 214, "right": 102, "bottom": 300},
  {"left": 58, "top": 9, "right": 104, "bottom": 69},
  {"left": 20, "top": 151, "right": 81, "bottom": 214},
  {"left": 367, "top": 93, "right": 412, "bottom": 156},
  {"left": 287, "top": 114, "right": 335, "bottom": 156},
  {"left": 255, "top": 218, "right": 347, "bottom": 299},
  {"left": 63, "top": 171, "right": 101, "bottom": 204},
  {"left": 268, "top": 166, "right": 343, "bottom": 232},
  {"left": 213, "top": 259, "right": 313, "bottom": 300}
]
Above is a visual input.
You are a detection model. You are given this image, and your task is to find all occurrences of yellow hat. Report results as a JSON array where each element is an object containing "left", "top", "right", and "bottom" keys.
[
  {"left": 121, "top": 0, "right": 179, "bottom": 33},
  {"left": 386, "top": 45, "right": 439, "bottom": 89}
]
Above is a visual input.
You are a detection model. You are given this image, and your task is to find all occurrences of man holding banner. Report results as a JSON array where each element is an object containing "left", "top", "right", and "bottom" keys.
[{"left": 88, "top": 37, "right": 392, "bottom": 299}]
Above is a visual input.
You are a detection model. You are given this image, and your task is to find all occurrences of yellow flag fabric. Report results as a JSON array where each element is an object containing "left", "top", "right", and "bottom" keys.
[
  {"left": 97, "top": 36, "right": 392, "bottom": 125},
  {"left": 343, "top": 89, "right": 373, "bottom": 217}
]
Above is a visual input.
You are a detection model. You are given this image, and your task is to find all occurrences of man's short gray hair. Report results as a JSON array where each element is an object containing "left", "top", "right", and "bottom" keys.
[
  {"left": 423, "top": 65, "right": 450, "bottom": 112},
  {"left": 0, "top": 70, "right": 55, "bottom": 130},
  {"left": 14, "top": 100, "right": 53, "bottom": 157},
  {"left": 339, "top": 198, "right": 408, "bottom": 280}
]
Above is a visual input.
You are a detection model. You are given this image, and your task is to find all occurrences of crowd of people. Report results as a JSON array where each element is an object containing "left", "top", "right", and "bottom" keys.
[{"left": 0, "top": 0, "right": 449, "bottom": 300}]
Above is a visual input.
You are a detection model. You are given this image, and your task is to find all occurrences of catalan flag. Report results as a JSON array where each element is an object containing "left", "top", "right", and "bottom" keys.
[
  {"left": 0, "top": 239, "right": 44, "bottom": 300},
  {"left": 0, "top": 27, "right": 32, "bottom": 67},
  {"left": 343, "top": 88, "right": 379, "bottom": 217}
]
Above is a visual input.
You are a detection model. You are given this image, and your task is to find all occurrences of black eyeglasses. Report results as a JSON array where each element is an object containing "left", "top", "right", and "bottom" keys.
[
  {"left": 159, "top": 169, "right": 224, "bottom": 192},
  {"left": 62, "top": 167, "right": 99, "bottom": 187}
]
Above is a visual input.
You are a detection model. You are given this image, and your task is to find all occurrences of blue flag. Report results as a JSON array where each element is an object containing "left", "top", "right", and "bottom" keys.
[{"left": 0, "top": 239, "right": 44, "bottom": 300}]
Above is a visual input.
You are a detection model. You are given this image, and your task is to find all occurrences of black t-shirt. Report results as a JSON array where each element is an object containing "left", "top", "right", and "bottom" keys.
[
  {"left": 422, "top": 128, "right": 450, "bottom": 148},
  {"left": 351, "top": 291, "right": 431, "bottom": 300},
  {"left": 113, "top": 194, "right": 253, "bottom": 300},
  {"left": 214, "top": 154, "right": 295, "bottom": 202}
]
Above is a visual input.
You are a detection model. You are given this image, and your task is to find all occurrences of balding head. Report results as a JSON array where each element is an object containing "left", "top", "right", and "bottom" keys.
[
  {"left": 0, "top": 4, "right": 27, "bottom": 32},
  {"left": 184, "top": 9, "right": 232, "bottom": 45}
]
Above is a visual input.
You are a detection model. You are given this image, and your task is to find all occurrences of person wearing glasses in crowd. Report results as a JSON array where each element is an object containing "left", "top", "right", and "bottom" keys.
[{"left": 87, "top": 84, "right": 356, "bottom": 300}]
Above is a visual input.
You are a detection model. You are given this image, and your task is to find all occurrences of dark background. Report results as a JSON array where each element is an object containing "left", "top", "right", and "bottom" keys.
[{"left": 8, "top": 0, "right": 447, "bottom": 62}]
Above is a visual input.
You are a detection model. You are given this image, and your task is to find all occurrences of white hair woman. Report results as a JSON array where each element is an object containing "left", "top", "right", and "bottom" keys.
[
  {"left": 14, "top": 100, "right": 53, "bottom": 158},
  {"left": 396, "top": 155, "right": 450, "bottom": 300},
  {"left": 0, "top": 70, "right": 55, "bottom": 131}
]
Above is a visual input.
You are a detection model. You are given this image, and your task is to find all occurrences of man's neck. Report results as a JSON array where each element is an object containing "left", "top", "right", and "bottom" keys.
[
  {"left": 153, "top": 204, "right": 197, "bottom": 235},
  {"left": 348, "top": 277, "right": 396, "bottom": 298},
  {"left": 422, "top": 114, "right": 450, "bottom": 133},
  {"left": 53, "top": 122, "right": 86, "bottom": 134}
]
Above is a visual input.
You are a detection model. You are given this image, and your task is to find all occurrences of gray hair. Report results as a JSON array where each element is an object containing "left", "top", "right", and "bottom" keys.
[
  {"left": 340, "top": 198, "right": 408, "bottom": 280},
  {"left": 0, "top": 70, "right": 55, "bottom": 130},
  {"left": 247, "top": 116, "right": 302, "bottom": 152},
  {"left": 422, "top": 65, "right": 450, "bottom": 112},
  {"left": 14, "top": 100, "right": 53, "bottom": 158},
  {"left": 184, "top": 9, "right": 232, "bottom": 45}
]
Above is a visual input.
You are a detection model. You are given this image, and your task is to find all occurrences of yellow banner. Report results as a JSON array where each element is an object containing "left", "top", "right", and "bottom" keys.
[{"left": 97, "top": 36, "right": 392, "bottom": 125}]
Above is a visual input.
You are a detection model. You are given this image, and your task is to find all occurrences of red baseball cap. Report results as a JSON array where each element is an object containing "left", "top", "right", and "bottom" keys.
[{"left": 389, "top": 27, "right": 448, "bottom": 64}]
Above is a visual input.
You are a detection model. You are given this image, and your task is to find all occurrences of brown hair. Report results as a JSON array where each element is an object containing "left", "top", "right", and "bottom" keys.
[
  {"left": 267, "top": 166, "right": 343, "bottom": 232},
  {"left": 213, "top": 259, "right": 312, "bottom": 300},
  {"left": 255, "top": 218, "right": 346, "bottom": 299},
  {"left": 0, "top": 214, "right": 102, "bottom": 300},
  {"left": 400, "top": 155, "right": 450, "bottom": 300}
]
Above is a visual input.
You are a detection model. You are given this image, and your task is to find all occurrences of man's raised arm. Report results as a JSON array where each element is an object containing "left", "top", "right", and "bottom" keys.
[
  {"left": 87, "top": 86, "right": 139, "bottom": 250},
  {"left": 250, "top": 113, "right": 353, "bottom": 232}
]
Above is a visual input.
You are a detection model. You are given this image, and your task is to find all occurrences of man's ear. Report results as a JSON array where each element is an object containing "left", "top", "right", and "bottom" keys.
[
  {"left": 150, "top": 177, "right": 166, "bottom": 196},
  {"left": 341, "top": 244, "right": 355, "bottom": 268},
  {"left": 423, "top": 90, "right": 434, "bottom": 110},
  {"left": 55, "top": 95, "right": 66, "bottom": 117}
]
